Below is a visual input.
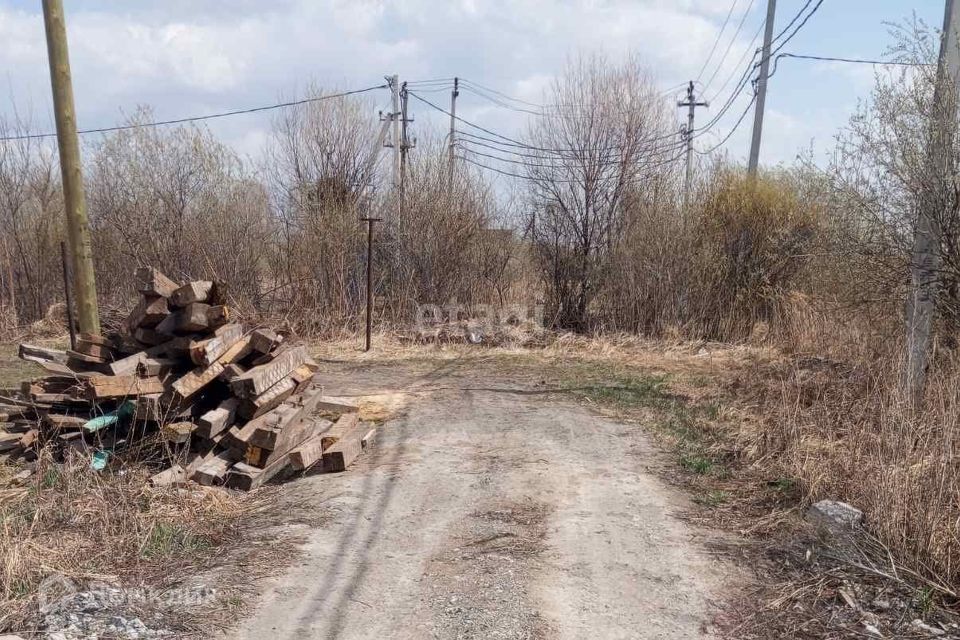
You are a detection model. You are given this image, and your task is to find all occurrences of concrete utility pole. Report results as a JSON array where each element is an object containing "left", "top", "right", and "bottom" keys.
[
  {"left": 398, "top": 82, "right": 415, "bottom": 222},
  {"left": 904, "top": 0, "right": 960, "bottom": 398},
  {"left": 448, "top": 77, "right": 459, "bottom": 186},
  {"left": 399, "top": 82, "right": 414, "bottom": 180},
  {"left": 678, "top": 81, "right": 707, "bottom": 208},
  {"left": 748, "top": 0, "right": 777, "bottom": 177},
  {"left": 387, "top": 75, "right": 401, "bottom": 203},
  {"left": 42, "top": 0, "right": 100, "bottom": 335}
]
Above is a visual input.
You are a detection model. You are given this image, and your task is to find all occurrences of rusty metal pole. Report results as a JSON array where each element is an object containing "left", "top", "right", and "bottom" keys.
[
  {"left": 43, "top": 0, "right": 100, "bottom": 336},
  {"left": 361, "top": 217, "right": 382, "bottom": 351},
  {"left": 59, "top": 241, "right": 76, "bottom": 349}
]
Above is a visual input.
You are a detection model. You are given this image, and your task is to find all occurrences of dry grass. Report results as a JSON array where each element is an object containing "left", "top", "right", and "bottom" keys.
[
  {"left": 738, "top": 350, "right": 960, "bottom": 597},
  {"left": 0, "top": 451, "right": 261, "bottom": 634},
  {"left": 0, "top": 332, "right": 71, "bottom": 388}
]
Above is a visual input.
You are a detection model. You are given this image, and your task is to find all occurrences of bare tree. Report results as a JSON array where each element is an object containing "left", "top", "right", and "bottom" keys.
[
  {"left": 0, "top": 114, "right": 63, "bottom": 324},
  {"left": 524, "top": 53, "right": 676, "bottom": 330},
  {"left": 87, "top": 107, "right": 270, "bottom": 305},
  {"left": 263, "top": 86, "right": 381, "bottom": 332},
  {"left": 391, "top": 135, "right": 503, "bottom": 317},
  {"left": 830, "top": 20, "right": 960, "bottom": 368}
]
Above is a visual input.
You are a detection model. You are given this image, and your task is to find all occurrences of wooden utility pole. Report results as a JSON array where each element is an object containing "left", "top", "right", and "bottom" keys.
[
  {"left": 448, "top": 77, "right": 459, "bottom": 186},
  {"left": 59, "top": 241, "right": 76, "bottom": 350},
  {"left": 360, "top": 217, "right": 382, "bottom": 352},
  {"left": 42, "top": 0, "right": 100, "bottom": 335},
  {"left": 904, "top": 0, "right": 960, "bottom": 397},
  {"left": 748, "top": 0, "right": 777, "bottom": 177},
  {"left": 678, "top": 81, "right": 707, "bottom": 208}
]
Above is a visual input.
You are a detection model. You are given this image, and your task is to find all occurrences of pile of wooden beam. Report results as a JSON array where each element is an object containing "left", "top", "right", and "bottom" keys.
[{"left": 0, "top": 267, "right": 374, "bottom": 489}]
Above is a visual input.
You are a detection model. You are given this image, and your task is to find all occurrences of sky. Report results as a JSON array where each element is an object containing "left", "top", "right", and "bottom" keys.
[{"left": 0, "top": 0, "right": 945, "bottom": 177}]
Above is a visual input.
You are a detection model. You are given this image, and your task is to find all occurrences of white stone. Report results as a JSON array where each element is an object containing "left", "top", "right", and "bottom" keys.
[{"left": 806, "top": 500, "right": 863, "bottom": 531}]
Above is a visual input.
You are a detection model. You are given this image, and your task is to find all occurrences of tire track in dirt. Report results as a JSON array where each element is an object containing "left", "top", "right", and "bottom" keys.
[{"left": 228, "top": 364, "right": 730, "bottom": 639}]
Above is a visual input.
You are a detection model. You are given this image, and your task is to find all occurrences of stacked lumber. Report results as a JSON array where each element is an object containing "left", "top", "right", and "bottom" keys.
[{"left": 0, "top": 267, "right": 373, "bottom": 488}]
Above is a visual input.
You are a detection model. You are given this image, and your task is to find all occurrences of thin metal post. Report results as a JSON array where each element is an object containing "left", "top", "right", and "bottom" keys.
[{"left": 361, "top": 217, "right": 382, "bottom": 352}]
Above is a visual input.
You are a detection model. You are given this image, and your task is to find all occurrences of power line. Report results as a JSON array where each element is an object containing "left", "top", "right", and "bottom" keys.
[
  {"left": 406, "top": 77, "right": 457, "bottom": 85},
  {"left": 696, "top": 0, "right": 823, "bottom": 142},
  {"left": 457, "top": 130, "right": 689, "bottom": 170},
  {"left": 456, "top": 143, "right": 686, "bottom": 183},
  {"left": 456, "top": 78, "right": 690, "bottom": 117},
  {"left": 768, "top": 0, "right": 826, "bottom": 60},
  {"left": 411, "top": 90, "right": 692, "bottom": 159},
  {"left": 457, "top": 153, "right": 555, "bottom": 181},
  {"left": 0, "top": 84, "right": 388, "bottom": 142},
  {"left": 435, "top": 0, "right": 828, "bottom": 169},
  {"left": 696, "top": 0, "right": 741, "bottom": 83},
  {"left": 457, "top": 135, "right": 687, "bottom": 168},
  {"left": 696, "top": 93, "right": 757, "bottom": 155},
  {"left": 776, "top": 52, "right": 924, "bottom": 66},
  {"left": 769, "top": 52, "right": 927, "bottom": 78},
  {"left": 701, "top": 0, "right": 758, "bottom": 94},
  {"left": 707, "top": 18, "right": 765, "bottom": 102},
  {"left": 459, "top": 85, "right": 546, "bottom": 116},
  {"left": 771, "top": 0, "right": 814, "bottom": 43}
]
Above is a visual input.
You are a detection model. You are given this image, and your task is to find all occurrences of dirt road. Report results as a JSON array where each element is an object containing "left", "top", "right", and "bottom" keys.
[{"left": 230, "top": 358, "right": 731, "bottom": 639}]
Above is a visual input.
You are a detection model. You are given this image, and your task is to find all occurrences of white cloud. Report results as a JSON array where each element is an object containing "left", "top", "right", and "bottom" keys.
[{"left": 0, "top": 0, "right": 878, "bottom": 172}]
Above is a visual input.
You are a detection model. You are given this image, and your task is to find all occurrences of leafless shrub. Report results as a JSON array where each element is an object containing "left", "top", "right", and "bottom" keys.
[
  {"left": 264, "top": 90, "right": 517, "bottom": 334},
  {"left": 387, "top": 136, "right": 508, "bottom": 320},
  {"left": 738, "top": 348, "right": 960, "bottom": 593},
  {"left": 262, "top": 86, "right": 380, "bottom": 333},
  {"left": 524, "top": 53, "right": 676, "bottom": 331},
  {"left": 0, "top": 115, "right": 63, "bottom": 326},
  {"left": 87, "top": 108, "right": 271, "bottom": 309}
]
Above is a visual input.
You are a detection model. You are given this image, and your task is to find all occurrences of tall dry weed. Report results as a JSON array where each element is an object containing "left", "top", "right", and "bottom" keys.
[{"left": 741, "top": 348, "right": 960, "bottom": 592}]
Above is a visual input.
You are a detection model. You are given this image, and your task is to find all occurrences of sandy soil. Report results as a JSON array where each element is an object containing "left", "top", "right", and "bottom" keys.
[{"left": 227, "top": 358, "right": 732, "bottom": 640}]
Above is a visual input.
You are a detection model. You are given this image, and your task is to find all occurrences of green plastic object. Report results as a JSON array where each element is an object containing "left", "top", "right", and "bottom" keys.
[
  {"left": 91, "top": 450, "right": 110, "bottom": 470},
  {"left": 83, "top": 401, "right": 136, "bottom": 433}
]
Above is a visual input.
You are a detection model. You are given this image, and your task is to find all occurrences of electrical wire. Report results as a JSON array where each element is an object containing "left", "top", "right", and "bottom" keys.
[
  {"left": 768, "top": 0, "right": 826, "bottom": 61},
  {"left": 0, "top": 84, "right": 388, "bottom": 142},
  {"left": 696, "top": 0, "right": 741, "bottom": 84},
  {"left": 707, "top": 18, "right": 765, "bottom": 103},
  {"left": 457, "top": 134, "right": 688, "bottom": 168},
  {"left": 459, "top": 79, "right": 545, "bottom": 108},
  {"left": 456, "top": 143, "right": 686, "bottom": 183},
  {"left": 458, "top": 77, "right": 693, "bottom": 113},
  {"left": 411, "top": 90, "right": 689, "bottom": 157},
  {"left": 424, "top": 0, "right": 828, "bottom": 173},
  {"left": 775, "top": 52, "right": 923, "bottom": 66},
  {"left": 700, "top": 0, "right": 758, "bottom": 94},
  {"left": 695, "top": 0, "right": 824, "bottom": 140},
  {"left": 695, "top": 93, "right": 757, "bottom": 155},
  {"left": 771, "top": 0, "right": 814, "bottom": 43},
  {"left": 406, "top": 78, "right": 457, "bottom": 85},
  {"left": 459, "top": 85, "right": 546, "bottom": 116},
  {"left": 768, "top": 52, "right": 926, "bottom": 78},
  {"left": 694, "top": 2, "right": 827, "bottom": 156}
]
